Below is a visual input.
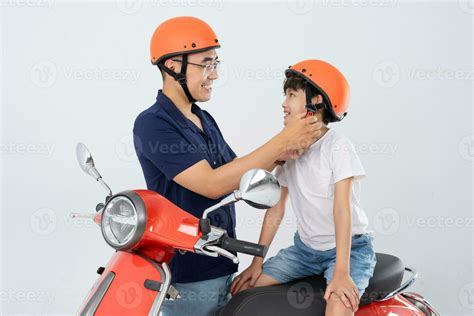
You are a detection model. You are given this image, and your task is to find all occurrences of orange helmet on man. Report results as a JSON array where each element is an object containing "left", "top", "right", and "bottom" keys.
[{"left": 150, "top": 16, "right": 220, "bottom": 102}]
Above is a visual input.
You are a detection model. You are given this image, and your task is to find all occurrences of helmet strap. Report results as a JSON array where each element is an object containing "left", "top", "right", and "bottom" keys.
[
  {"left": 305, "top": 85, "right": 324, "bottom": 115},
  {"left": 304, "top": 82, "right": 348, "bottom": 123},
  {"left": 158, "top": 54, "right": 197, "bottom": 103}
]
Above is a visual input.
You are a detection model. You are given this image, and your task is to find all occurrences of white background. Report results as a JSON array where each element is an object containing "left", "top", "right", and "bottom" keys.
[{"left": 1, "top": 0, "right": 473, "bottom": 315}]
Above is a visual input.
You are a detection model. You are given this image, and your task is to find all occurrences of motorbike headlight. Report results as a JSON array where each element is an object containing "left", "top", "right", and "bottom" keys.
[{"left": 101, "top": 195, "right": 142, "bottom": 249}]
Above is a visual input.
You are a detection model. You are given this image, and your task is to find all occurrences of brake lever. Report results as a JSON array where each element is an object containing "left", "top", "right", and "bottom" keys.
[
  {"left": 70, "top": 212, "right": 96, "bottom": 219},
  {"left": 70, "top": 211, "right": 101, "bottom": 225},
  {"left": 205, "top": 245, "right": 239, "bottom": 264}
]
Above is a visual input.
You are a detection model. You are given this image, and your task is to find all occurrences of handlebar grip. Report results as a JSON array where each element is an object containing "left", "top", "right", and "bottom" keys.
[{"left": 220, "top": 236, "right": 268, "bottom": 258}]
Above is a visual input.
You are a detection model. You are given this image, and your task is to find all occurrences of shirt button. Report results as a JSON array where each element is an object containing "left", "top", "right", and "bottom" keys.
[{"left": 213, "top": 161, "right": 217, "bottom": 165}]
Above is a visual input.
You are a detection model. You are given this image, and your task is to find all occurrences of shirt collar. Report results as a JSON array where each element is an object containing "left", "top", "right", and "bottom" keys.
[{"left": 156, "top": 90, "right": 212, "bottom": 134}]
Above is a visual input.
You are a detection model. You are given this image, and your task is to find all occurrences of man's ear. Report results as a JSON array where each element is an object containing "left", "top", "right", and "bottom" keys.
[
  {"left": 164, "top": 55, "right": 184, "bottom": 72},
  {"left": 311, "top": 94, "right": 323, "bottom": 104},
  {"left": 164, "top": 58, "right": 176, "bottom": 72}
]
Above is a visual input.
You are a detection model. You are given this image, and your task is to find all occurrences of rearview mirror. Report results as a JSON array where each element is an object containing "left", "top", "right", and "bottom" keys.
[{"left": 238, "top": 169, "right": 281, "bottom": 209}]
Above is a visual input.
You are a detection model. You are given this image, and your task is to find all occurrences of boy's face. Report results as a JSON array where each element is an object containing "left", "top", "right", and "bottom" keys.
[{"left": 282, "top": 88, "right": 323, "bottom": 126}]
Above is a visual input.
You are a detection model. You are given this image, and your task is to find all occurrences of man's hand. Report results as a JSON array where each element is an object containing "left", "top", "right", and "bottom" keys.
[
  {"left": 230, "top": 261, "right": 263, "bottom": 295},
  {"left": 280, "top": 114, "right": 322, "bottom": 151},
  {"left": 277, "top": 148, "right": 306, "bottom": 161},
  {"left": 324, "top": 272, "right": 360, "bottom": 312}
]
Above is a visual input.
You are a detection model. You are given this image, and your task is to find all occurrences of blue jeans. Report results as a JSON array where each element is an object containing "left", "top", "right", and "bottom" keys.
[
  {"left": 161, "top": 274, "right": 233, "bottom": 316},
  {"left": 262, "top": 232, "right": 376, "bottom": 296}
]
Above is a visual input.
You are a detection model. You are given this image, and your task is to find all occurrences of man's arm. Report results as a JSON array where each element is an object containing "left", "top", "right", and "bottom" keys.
[
  {"left": 174, "top": 139, "right": 283, "bottom": 199},
  {"left": 230, "top": 186, "right": 288, "bottom": 293},
  {"left": 323, "top": 177, "right": 360, "bottom": 312},
  {"left": 174, "top": 115, "right": 321, "bottom": 199}
]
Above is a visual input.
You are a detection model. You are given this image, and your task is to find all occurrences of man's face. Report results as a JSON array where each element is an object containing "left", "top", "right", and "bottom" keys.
[{"left": 168, "top": 49, "right": 219, "bottom": 102}]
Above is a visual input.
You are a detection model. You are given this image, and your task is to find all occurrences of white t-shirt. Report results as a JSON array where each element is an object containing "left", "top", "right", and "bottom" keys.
[{"left": 275, "top": 129, "right": 369, "bottom": 251}]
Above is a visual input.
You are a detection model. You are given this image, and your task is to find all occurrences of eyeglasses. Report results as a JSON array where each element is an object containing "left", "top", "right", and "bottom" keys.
[{"left": 172, "top": 59, "right": 220, "bottom": 76}]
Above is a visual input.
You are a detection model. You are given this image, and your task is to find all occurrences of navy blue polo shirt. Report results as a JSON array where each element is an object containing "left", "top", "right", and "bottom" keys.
[{"left": 133, "top": 90, "right": 238, "bottom": 283}]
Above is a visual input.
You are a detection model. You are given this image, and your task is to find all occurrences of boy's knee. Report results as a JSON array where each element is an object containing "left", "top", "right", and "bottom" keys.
[{"left": 326, "top": 294, "right": 354, "bottom": 316}]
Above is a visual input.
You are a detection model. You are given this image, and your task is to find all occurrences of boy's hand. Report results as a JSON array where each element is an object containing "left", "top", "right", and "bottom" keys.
[
  {"left": 324, "top": 273, "right": 360, "bottom": 312},
  {"left": 230, "top": 261, "right": 263, "bottom": 295}
]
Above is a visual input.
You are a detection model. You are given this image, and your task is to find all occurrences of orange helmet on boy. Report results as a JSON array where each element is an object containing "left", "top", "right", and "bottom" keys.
[{"left": 285, "top": 59, "right": 350, "bottom": 122}]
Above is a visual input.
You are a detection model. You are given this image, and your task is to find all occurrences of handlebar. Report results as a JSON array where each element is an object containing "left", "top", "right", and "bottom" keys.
[{"left": 219, "top": 235, "right": 268, "bottom": 258}]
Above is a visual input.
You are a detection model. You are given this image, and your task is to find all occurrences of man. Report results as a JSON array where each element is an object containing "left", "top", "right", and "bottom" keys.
[{"left": 133, "top": 16, "right": 321, "bottom": 316}]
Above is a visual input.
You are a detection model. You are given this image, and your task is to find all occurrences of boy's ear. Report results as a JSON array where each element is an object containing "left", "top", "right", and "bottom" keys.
[{"left": 311, "top": 94, "right": 323, "bottom": 104}]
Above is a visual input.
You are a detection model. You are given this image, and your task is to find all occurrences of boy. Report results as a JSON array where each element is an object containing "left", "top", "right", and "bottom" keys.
[{"left": 230, "top": 60, "right": 376, "bottom": 316}]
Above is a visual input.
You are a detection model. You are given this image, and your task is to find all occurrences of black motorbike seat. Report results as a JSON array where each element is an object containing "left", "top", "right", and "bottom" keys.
[{"left": 220, "top": 253, "right": 406, "bottom": 315}]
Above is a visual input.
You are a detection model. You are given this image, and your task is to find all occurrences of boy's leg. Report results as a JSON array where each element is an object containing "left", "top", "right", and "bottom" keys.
[
  {"left": 255, "top": 232, "right": 323, "bottom": 287},
  {"left": 325, "top": 293, "right": 354, "bottom": 316},
  {"left": 323, "top": 234, "right": 377, "bottom": 316},
  {"left": 234, "top": 272, "right": 281, "bottom": 293},
  {"left": 161, "top": 273, "right": 233, "bottom": 316},
  {"left": 231, "top": 271, "right": 280, "bottom": 293},
  {"left": 253, "top": 273, "right": 281, "bottom": 287}
]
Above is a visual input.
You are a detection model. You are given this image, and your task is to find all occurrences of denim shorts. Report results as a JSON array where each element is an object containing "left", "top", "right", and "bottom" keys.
[
  {"left": 161, "top": 273, "right": 233, "bottom": 316},
  {"left": 262, "top": 232, "right": 376, "bottom": 296}
]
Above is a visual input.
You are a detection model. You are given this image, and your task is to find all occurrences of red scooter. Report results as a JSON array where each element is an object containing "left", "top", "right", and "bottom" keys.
[
  {"left": 72, "top": 143, "right": 280, "bottom": 316},
  {"left": 73, "top": 143, "right": 440, "bottom": 316}
]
